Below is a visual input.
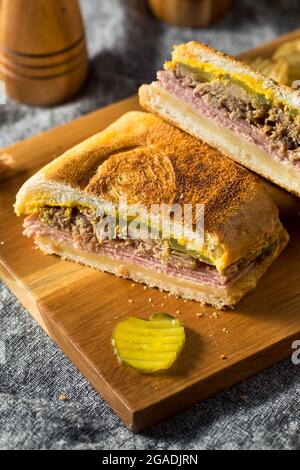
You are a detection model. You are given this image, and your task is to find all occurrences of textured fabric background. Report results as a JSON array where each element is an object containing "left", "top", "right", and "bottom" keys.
[{"left": 0, "top": 0, "right": 300, "bottom": 450}]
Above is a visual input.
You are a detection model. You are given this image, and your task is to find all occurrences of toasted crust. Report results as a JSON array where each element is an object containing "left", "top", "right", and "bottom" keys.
[
  {"left": 15, "top": 111, "right": 283, "bottom": 270},
  {"left": 171, "top": 41, "right": 300, "bottom": 110}
]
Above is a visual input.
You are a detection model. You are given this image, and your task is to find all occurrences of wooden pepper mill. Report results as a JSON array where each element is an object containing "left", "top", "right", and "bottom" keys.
[
  {"left": 147, "top": 0, "right": 232, "bottom": 27},
  {"left": 0, "top": 0, "right": 89, "bottom": 106}
]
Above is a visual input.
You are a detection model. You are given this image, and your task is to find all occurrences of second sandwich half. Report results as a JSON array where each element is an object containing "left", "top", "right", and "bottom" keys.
[
  {"left": 15, "top": 112, "right": 288, "bottom": 309},
  {"left": 139, "top": 41, "right": 300, "bottom": 197}
]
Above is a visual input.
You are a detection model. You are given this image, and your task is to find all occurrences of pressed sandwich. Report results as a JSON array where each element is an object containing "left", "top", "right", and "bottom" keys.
[
  {"left": 15, "top": 112, "right": 288, "bottom": 309},
  {"left": 139, "top": 41, "right": 300, "bottom": 197}
]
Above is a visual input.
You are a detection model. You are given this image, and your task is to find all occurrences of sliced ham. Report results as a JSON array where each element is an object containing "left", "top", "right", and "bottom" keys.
[
  {"left": 157, "top": 70, "right": 300, "bottom": 170},
  {"left": 24, "top": 216, "right": 253, "bottom": 288}
]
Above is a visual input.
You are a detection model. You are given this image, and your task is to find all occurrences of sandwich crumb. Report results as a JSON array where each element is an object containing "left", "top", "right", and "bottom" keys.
[
  {"left": 128, "top": 299, "right": 133, "bottom": 304},
  {"left": 176, "top": 310, "right": 180, "bottom": 315},
  {"left": 213, "top": 312, "right": 219, "bottom": 319},
  {"left": 116, "top": 266, "right": 129, "bottom": 278},
  {"left": 223, "top": 328, "right": 229, "bottom": 334},
  {"left": 161, "top": 303, "right": 165, "bottom": 308},
  {"left": 0, "top": 153, "right": 14, "bottom": 180},
  {"left": 196, "top": 312, "right": 204, "bottom": 318},
  {"left": 148, "top": 298, "right": 152, "bottom": 303},
  {"left": 58, "top": 394, "right": 69, "bottom": 402},
  {"left": 131, "top": 283, "right": 135, "bottom": 287},
  {"left": 143, "top": 286, "right": 147, "bottom": 290},
  {"left": 220, "top": 354, "right": 227, "bottom": 361}
]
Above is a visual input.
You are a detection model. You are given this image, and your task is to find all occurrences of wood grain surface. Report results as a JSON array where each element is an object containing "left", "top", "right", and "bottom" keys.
[{"left": 1, "top": 31, "right": 300, "bottom": 432}]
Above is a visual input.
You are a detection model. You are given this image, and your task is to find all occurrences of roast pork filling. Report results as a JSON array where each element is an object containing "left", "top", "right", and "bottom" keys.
[
  {"left": 23, "top": 206, "right": 277, "bottom": 289},
  {"left": 157, "top": 65, "right": 300, "bottom": 168}
]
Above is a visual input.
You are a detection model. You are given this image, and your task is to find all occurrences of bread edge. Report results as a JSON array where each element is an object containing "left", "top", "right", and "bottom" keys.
[{"left": 172, "top": 41, "right": 300, "bottom": 110}]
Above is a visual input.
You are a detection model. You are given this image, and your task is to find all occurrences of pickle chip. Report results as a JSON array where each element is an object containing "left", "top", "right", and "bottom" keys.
[{"left": 112, "top": 313, "right": 185, "bottom": 373}]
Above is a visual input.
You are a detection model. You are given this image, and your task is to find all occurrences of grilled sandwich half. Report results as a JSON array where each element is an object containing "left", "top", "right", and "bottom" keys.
[
  {"left": 15, "top": 112, "right": 289, "bottom": 308},
  {"left": 139, "top": 41, "right": 300, "bottom": 197}
]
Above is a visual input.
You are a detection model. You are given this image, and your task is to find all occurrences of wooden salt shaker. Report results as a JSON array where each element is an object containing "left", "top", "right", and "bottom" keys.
[
  {"left": 147, "top": 0, "right": 232, "bottom": 27},
  {"left": 0, "top": 0, "right": 89, "bottom": 106}
]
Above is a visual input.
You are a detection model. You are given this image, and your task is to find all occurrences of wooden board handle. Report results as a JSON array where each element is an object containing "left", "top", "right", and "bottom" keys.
[{"left": 147, "top": 0, "right": 232, "bottom": 27}]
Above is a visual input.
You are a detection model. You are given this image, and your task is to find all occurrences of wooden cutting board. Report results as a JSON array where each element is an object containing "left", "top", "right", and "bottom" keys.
[{"left": 1, "top": 31, "right": 300, "bottom": 432}]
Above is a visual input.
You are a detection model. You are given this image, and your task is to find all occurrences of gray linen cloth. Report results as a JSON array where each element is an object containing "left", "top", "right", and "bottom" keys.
[{"left": 0, "top": 0, "right": 299, "bottom": 450}]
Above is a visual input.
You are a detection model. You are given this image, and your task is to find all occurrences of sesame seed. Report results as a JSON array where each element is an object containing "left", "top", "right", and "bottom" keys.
[
  {"left": 196, "top": 313, "right": 204, "bottom": 318},
  {"left": 220, "top": 354, "right": 227, "bottom": 361},
  {"left": 148, "top": 298, "right": 152, "bottom": 303},
  {"left": 128, "top": 299, "right": 133, "bottom": 304}
]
